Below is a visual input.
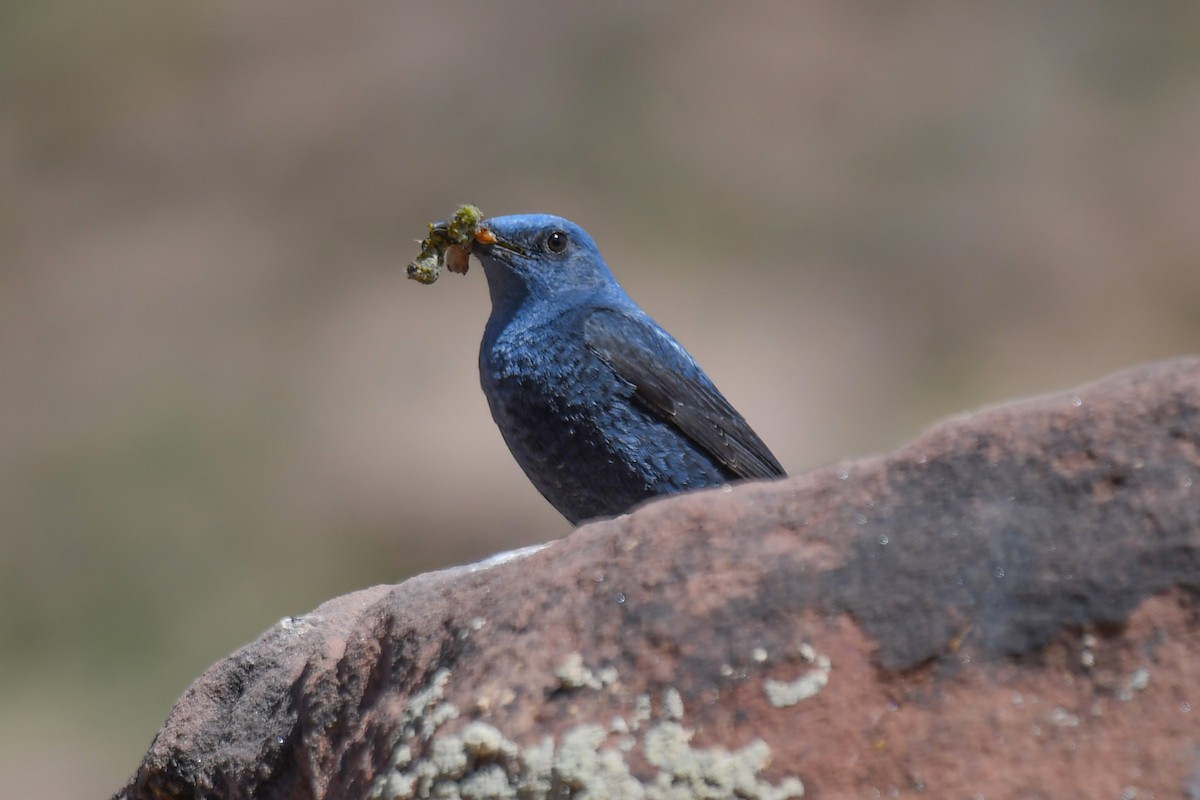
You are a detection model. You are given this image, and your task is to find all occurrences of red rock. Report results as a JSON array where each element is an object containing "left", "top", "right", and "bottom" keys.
[{"left": 114, "top": 357, "right": 1200, "bottom": 799}]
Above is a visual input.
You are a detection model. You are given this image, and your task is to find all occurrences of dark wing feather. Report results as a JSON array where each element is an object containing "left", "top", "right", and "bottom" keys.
[{"left": 583, "top": 308, "right": 785, "bottom": 480}]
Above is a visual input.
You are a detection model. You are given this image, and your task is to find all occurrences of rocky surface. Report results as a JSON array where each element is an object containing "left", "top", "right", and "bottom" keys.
[{"left": 115, "top": 357, "right": 1200, "bottom": 799}]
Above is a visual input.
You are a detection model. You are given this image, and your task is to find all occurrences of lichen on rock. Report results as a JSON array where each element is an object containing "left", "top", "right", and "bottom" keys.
[{"left": 370, "top": 657, "right": 805, "bottom": 800}]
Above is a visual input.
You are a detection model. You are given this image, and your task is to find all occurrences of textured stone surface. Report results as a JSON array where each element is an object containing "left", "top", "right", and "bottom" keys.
[{"left": 115, "top": 357, "right": 1200, "bottom": 799}]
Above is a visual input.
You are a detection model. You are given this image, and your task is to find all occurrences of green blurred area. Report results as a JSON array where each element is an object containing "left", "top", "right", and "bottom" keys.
[{"left": 2, "top": 2, "right": 1198, "bottom": 796}]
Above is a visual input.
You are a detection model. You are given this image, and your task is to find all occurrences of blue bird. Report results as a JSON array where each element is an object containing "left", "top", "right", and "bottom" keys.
[{"left": 470, "top": 214, "right": 784, "bottom": 525}]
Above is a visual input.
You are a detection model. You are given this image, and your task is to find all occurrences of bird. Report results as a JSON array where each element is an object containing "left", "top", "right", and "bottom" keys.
[{"left": 469, "top": 213, "right": 785, "bottom": 525}]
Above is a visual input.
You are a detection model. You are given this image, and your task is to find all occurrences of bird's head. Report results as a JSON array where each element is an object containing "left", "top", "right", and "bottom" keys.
[{"left": 470, "top": 214, "right": 618, "bottom": 311}]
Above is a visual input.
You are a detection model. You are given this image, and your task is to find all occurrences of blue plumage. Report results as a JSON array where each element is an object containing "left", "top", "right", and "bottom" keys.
[{"left": 472, "top": 214, "right": 784, "bottom": 524}]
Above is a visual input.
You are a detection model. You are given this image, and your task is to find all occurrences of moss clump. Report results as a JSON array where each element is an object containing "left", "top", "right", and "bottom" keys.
[{"left": 407, "top": 205, "right": 493, "bottom": 285}]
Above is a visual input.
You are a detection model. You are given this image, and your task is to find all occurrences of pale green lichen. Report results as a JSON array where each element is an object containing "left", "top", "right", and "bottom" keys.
[
  {"left": 553, "top": 724, "right": 646, "bottom": 798},
  {"left": 370, "top": 656, "right": 805, "bottom": 800},
  {"left": 429, "top": 735, "right": 470, "bottom": 779},
  {"left": 396, "top": 669, "right": 458, "bottom": 742},
  {"left": 458, "top": 764, "right": 511, "bottom": 799},
  {"left": 554, "top": 651, "right": 619, "bottom": 691},
  {"left": 643, "top": 722, "right": 805, "bottom": 800},
  {"left": 763, "top": 651, "right": 831, "bottom": 709},
  {"left": 460, "top": 721, "right": 519, "bottom": 759},
  {"left": 632, "top": 694, "right": 653, "bottom": 730},
  {"left": 516, "top": 738, "right": 555, "bottom": 798},
  {"left": 662, "top": 688, "right": 684, "bottom": 721}
]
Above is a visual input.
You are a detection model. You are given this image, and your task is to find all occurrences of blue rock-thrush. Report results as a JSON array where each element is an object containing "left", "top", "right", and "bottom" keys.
[{"left": 468, "top": 213, "right": 784, "bottom": 525}]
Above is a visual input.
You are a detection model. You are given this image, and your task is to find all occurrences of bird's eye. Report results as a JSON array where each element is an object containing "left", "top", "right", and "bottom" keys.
[{"left": 546, "top": 231, "right": 569, "bottom": 253}]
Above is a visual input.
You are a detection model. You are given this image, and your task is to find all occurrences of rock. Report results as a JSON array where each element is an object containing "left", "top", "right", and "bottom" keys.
[{"left": 114, "top": 357, "right": 1200, "bottom": 799}]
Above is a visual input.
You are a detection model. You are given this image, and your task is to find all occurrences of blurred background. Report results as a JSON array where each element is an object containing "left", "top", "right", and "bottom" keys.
[{"left": 2, "top": 2, "right": 1198, "bottom": 795}]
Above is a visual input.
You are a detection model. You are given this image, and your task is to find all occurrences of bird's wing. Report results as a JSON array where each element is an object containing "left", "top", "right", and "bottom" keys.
[{"left": 583, "top": 307, "right": 785, "bottom": 480}]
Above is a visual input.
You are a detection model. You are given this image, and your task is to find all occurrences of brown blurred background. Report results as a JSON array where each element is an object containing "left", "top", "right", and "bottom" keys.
[{"left": 2, "top": 2, "right": 1198, "bottom": 796}]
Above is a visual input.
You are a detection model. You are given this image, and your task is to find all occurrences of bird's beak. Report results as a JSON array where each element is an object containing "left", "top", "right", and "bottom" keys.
[{"left": 472, "top": 226, "right": 526, "bottom": 259}]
